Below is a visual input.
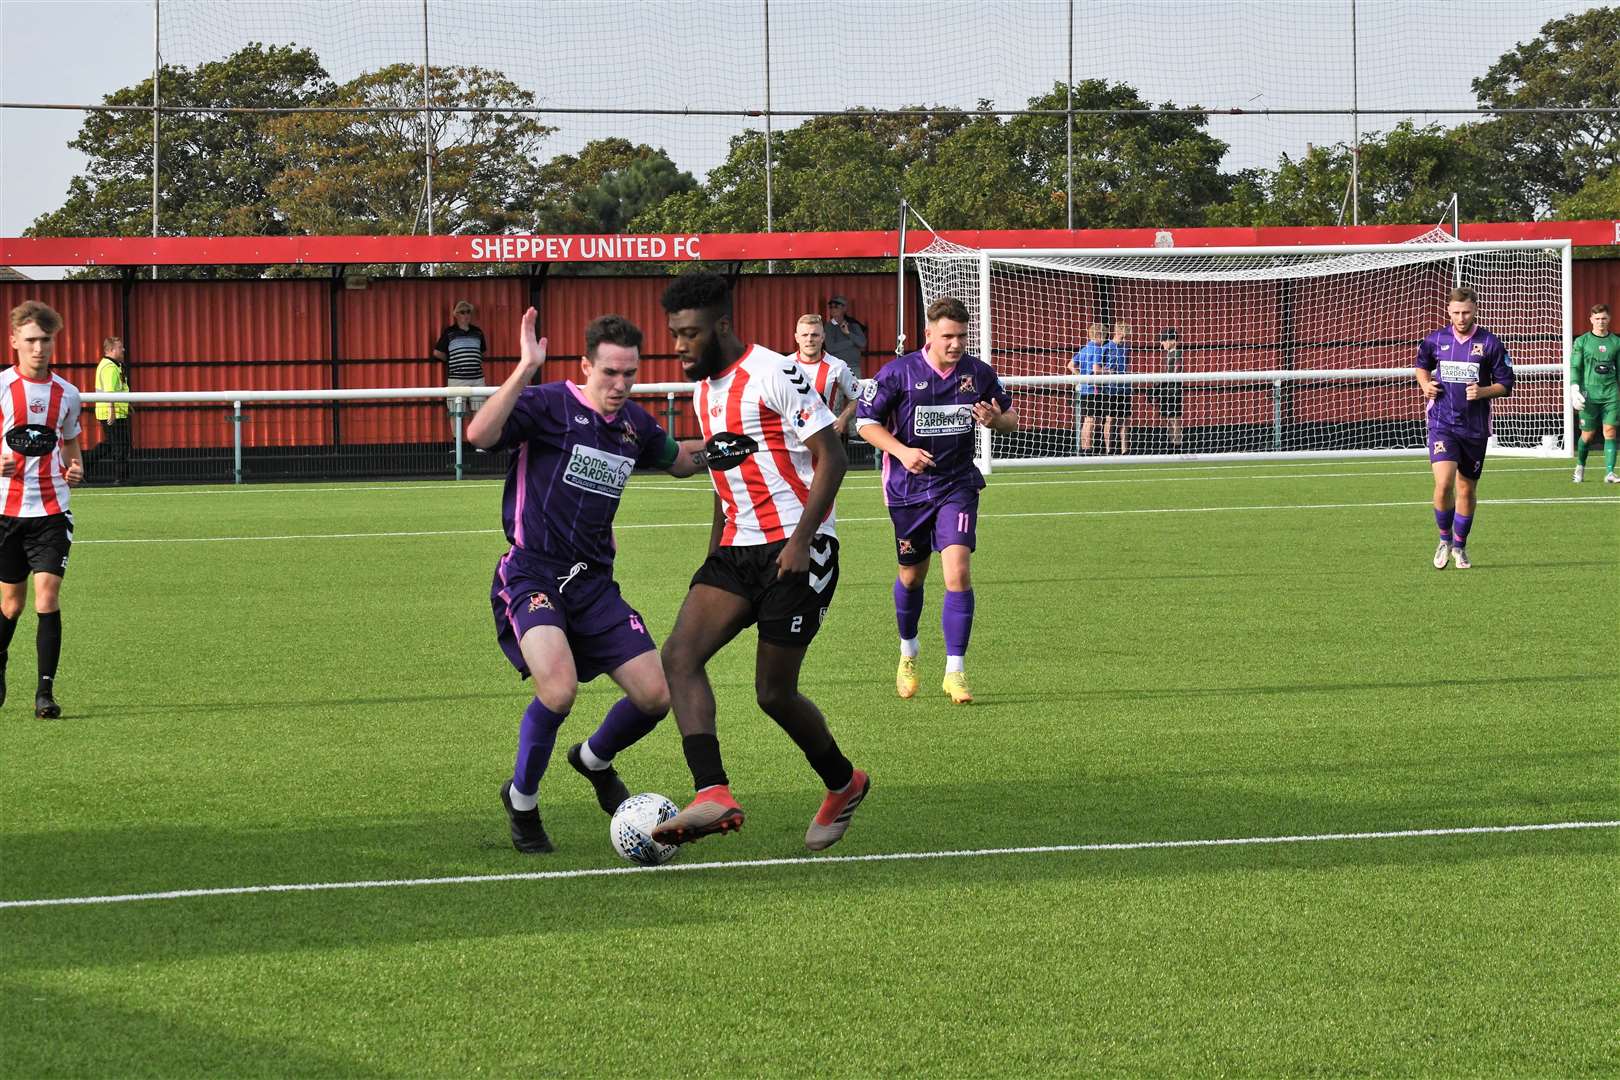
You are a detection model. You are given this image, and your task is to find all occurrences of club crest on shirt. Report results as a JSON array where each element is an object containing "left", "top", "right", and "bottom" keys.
[
  {"left": 958, "top": 375, "right": 976, "bottom": 395},
  {"left": 27, "top": 399, "right": 45, "bottom": 414},
  {"left": 1471, "top": 343, "right": 1484, "bottom": 356},
  {"left": 528, "top": 592, "right": 553, "bottom": 612},
  {"left": 619, "top": 426, "right": 640, "bottom": 445},
  {"left": 861, "top": 380, "right": 877, "bottom": 403}
]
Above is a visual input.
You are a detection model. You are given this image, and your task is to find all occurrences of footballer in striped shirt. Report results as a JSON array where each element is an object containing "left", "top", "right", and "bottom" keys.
[
  {"left": 3, "top": 300, "right": 86, "bottom": 719},
  {"left": 651, "top": 271, "right": 871, "bottom": 853}
]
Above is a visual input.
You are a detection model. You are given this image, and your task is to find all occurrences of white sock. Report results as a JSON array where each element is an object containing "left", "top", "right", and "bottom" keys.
[
  {"left": 945, "top": 655, "right": 965, "bottom": 674},
  {"left": 508, "top": 784, "right": 538, "bottom": 811},
  {"left": 900, "top": 637, "right": 920, "bottom": 659},
  {"left": 578, "top": 740, "right": 611, "bottom": 771}
]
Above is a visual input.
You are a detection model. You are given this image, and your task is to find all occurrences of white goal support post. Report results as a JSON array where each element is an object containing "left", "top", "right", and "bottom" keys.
[{"left": 903, "top": 231, "right": 1573, "bottom": 471}]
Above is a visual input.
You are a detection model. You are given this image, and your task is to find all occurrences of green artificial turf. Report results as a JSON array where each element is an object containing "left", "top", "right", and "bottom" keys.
[{"left": 3, "top": 458, "right": 1615, "bottom": 1076}]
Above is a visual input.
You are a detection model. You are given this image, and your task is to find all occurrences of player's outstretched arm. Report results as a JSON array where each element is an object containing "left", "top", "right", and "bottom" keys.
[
  {"left": 665, "top": 438, "right": 706, "bottom": 478},
  {"left": 855, "top": 419, "right": 932, "bottom": 473},
  {"left": 1414, "top": 368, "right": 1442, "bottom": 401},
  {"left": 60, "top": 435, "right": 84, "bottom": 486},
  {"left": 467, "top": 308, "right": 546, "bottom": 449},
  {"left": 707, "top": 493, "right": 725, "bottom": 555},
  {"left": 777, "top": 426, "right": 846, "bottom": 578},
  {"left": 972, "top": 400, "right": 1017, "bottom": 433}
]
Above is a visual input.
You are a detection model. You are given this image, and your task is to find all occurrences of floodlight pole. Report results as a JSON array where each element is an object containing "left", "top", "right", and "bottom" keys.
[
  {"left": 1349, "top": 0, "right": 1360, "bottom": 227},
  {"left": 151, "top": 0, "right": 160, "bottom": 279},
  {"left": 1065, "top": 0, "right": 1074, "bottom": 230},
  {"left": 763, "top": 0, "right": 775, "bottom": 274},
  {"left": 422, "top": 0, "right": 434, "bottom": 276},
  {"left": 895, "top": 200, "right": 909, "bottom": 356}
]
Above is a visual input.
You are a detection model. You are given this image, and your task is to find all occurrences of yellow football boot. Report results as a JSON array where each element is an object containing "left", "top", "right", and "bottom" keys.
[
  {"left": 942, "top": 670, "right": 974, "bottom": 705},
  {"left": 896, "top": 655, "right": 920, "bottom": 699}
]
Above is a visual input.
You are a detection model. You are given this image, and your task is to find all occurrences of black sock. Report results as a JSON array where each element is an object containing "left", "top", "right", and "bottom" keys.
[
  {"left": 0, "top": 612, "right": 17, "bottom": 656},
  {"left": 36, "top": 611, "right": 61, "bottom": 693},
  {"left": 681, "top": 733, "right": 728, "bottom": 791},
  {"left": 805, "top": 738, "right": 854, "bottom": 792}
]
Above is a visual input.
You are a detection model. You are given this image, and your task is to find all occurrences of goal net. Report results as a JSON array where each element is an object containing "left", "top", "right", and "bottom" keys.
[{"left": 906, "top": 231, "right": 1571, "bottom": 468}]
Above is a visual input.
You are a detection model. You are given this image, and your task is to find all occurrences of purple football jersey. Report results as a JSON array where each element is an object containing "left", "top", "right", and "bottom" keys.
[
  {"left": 1415, "top": 326, "right": 1514, "bottom": 441},
  {"left": 857, "top": 349, "right": 1012, "bottom": 507},
  {"left": 495, "top": 381, "right": 670, "bottom": 566}
]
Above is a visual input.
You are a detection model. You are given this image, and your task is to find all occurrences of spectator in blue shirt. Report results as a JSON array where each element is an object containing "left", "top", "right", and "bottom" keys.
[
  {"left": 1070, "top": 322, "right": 1107, "bottom": 453},
  {"left": 1102, "top": 321, "right": 1133, "bottom": 454}
]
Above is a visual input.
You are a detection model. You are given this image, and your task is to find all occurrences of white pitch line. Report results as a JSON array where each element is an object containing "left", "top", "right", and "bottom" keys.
[
  {"left": 68, "top": 494, "right": 1616, "bottom": 546},
  {"left": 3, "top": 820, "right": 1612, "bottom": 911},
  {"left": 64, "top": 461, "right": 1573, "bottom": 502}
]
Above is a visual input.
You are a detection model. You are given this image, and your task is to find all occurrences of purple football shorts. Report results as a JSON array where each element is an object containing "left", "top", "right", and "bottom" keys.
[
  {"left": 490, "top": 549, "right": 654, "bottom": 682},
  {"left": 888, "top": 490, "right": 979, "bottom": 566},
  {"left": 1427, "top": 425, "right": 1487, "bottom": 481}
]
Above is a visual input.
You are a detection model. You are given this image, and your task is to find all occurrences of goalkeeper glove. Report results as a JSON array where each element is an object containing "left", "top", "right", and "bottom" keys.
[{"left": 1568, "top": 383, "right": 1586, "bottom": 411}]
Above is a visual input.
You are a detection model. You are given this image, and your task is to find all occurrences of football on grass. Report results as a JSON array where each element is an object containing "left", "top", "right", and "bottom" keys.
[{"left": 610, "top": 793, "right": 680, "bottom": 866}]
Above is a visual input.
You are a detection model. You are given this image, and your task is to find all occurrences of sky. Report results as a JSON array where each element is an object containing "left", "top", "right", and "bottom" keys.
[{"left": 0, "top": 0, "right": 1596, "bottom": 278}]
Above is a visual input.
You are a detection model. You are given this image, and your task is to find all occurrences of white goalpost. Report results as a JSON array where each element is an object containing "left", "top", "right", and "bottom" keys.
[{"left": 904, "top": 231, "right": 1573, "bottom": 471}]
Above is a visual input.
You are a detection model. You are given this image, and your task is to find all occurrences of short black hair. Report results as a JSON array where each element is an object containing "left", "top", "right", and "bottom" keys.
[
  {"left": 660, "top": 271, "right": 732, "bottom": 318},
  {"left": 584, "top": 314, "right": 643, "bottom": 357}
]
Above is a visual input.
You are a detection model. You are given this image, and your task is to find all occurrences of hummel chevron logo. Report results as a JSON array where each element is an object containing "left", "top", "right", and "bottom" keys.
[
  {"left": 809, "top": 544, "right": 832, "bottom": 566},
  {"left": 810, "top": 569, "right": 834, "bottom": 593}
]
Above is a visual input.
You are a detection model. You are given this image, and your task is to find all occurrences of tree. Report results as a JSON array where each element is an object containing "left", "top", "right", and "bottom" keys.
[
  {"left": 632, "top": 114, "right": 922, "bottom": 237},
  {"left": 637, "top": 82, "right": 1234, "bottom": 242},
  {"left": 530, "top": 138, "right": 695, "bottom": 234},
  {"left": 998, "top": 81, "right": 1233, "bottom": 229},
  {"left": 267, "top": 63, "right": 554, "bottom": 251},
  {"left": 26, "top": 44, "right": 335, "bottom": 277},
  {"left": 1558, "top": 169, "right": 1620, "bottom": 219},
  {"left": 630, "top": 110, "right": 988, "bottom": 271},
  {"left": 1469, "top": 6, "right": 1620, "bottom": 215},
  {"left": 1207, "top": 122, "right": 1532, "bottom": 227}
]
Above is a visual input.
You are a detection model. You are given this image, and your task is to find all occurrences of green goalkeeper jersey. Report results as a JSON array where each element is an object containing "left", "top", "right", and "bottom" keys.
[{"left": 1572, "top": 332, "right": 1619, "bottom": 402}]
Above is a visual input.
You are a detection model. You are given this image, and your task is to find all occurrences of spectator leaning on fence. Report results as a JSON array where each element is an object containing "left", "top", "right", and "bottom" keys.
[{"left": 432, "top": 300, "right": 488, "bottom": 426}]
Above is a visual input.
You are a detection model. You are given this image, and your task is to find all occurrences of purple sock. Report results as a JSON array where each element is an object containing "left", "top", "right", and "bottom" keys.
[
  {"left": 513, "top": 698, "right": 567, "bottom": 797},
  {"left": 942, "top": 589, "right": 975, "bottom": 656},
  {"left": 587, "top": 696, "right": 666, "bottom": 762},
  {"left": 1434, "top": 507, "right": 1454, "bottom": 541},
  {"left": 894, "top": 579, "right": 924, "bottom": 641},
  {"left": 1452, "top": 513, "right": 1473, "bottom": 547}
]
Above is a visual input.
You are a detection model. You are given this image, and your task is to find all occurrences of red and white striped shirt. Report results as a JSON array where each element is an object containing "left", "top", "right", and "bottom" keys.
[
  {"left": 1, "top": 367, "right": 83, "bottom": 518},
  {"left": 695, "top": 345, "right": 838, "bottom": 547},
  {"left": 796, "top": 352, "right": 861, "bottom": 410}
]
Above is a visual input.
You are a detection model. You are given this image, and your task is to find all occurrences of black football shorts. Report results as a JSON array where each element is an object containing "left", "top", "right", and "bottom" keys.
[
  {"left": 689, "top": 534, "right": 839, "bottom": 647},
  {"left": 0, "top": 512, "right": 74, "bottom": 582}
]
